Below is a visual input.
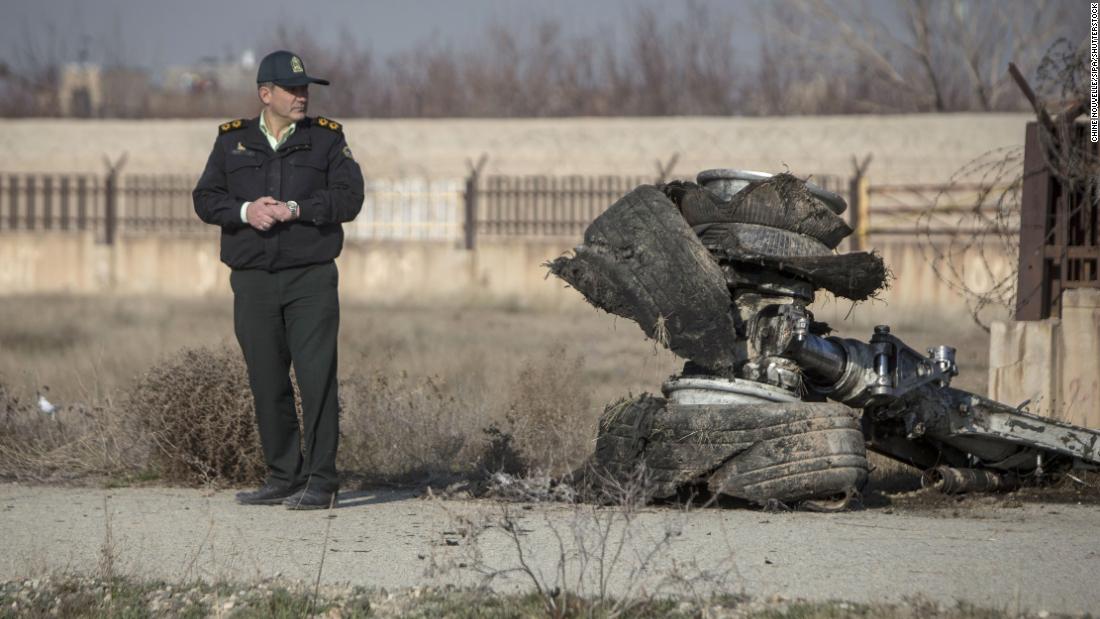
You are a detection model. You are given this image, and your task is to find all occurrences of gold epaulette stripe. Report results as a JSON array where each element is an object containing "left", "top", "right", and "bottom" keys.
[
  {"left": 219, "top": 119, "right": 247, "bottom": 134},
  {"left": 316, "top": 117, "right": 342, "bottom": 132}
]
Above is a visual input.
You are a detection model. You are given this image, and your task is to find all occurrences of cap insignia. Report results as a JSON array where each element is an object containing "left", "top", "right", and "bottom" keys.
[{"left": 291, "top": 56, "right": 304, "bottom": 73}]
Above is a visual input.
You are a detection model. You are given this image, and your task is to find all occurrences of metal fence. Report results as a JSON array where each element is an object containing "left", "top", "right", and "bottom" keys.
[
  {"left": 474, "top": 175, "right": 654, "bottom": 238},
  {"left": 0, "top": 168, "right": 1003, "bottom": 249},
  {"left": 0, "top": 173, "right": 468, "bottom": 242},
  {"left": 0, "top": 174, "right": 106, "bottom": 233},
  {"left": 866, "top": 183, "right": 1019, "bottom": 236},
  {"left": 122, "top": 175, "right": 201, "bottom": 233},
  {"left": 350, "top": 178, "right": 463, "bottom": 241}
]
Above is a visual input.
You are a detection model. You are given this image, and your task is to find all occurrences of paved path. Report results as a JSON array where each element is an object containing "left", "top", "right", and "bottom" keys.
[{"left": 2, "top": 484, "right": 1098, "bottom": 614}]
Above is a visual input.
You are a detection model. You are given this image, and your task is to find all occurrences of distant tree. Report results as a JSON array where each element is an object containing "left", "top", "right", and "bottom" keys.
[
  {"left": 766, "top": 0, "right": 1080, "bottom": 113},
  {"left": 2, "top": 0, "right": 1080, "bottom": 119}
]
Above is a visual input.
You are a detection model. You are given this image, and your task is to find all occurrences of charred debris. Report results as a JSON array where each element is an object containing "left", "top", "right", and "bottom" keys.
[{"left": 550, "top": 170, "right": 1100, "bottom": 509}]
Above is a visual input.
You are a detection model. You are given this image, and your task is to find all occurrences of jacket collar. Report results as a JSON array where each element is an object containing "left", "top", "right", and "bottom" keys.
[
  {"left": 240, "top": 116, "right": 313, "bottom": 154},
  {"left": 279, "top": 118, "right": 313, "bottom": 151},
  {"left": 241, "top": 117, "right": 271, "bottom": 152}
]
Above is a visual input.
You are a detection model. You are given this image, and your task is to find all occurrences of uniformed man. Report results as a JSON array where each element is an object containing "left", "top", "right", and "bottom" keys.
[{"left": 193, "top": 50, "right": 363, "bottom": 509}]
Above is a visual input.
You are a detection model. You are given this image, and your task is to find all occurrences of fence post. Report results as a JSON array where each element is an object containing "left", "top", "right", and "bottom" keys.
[
  {"left": 654, "top": 152, "right": 680, "bottom": 184},
  {"left": 25, "top": 175, "right": 36, "bottom": 230},
  {"left": 1015, "top": 122, "right": 1055, "bottom": 320},
  {"left": 101, "top": 153, "right": 127, "bottom": 244},
  {"left": 848, "top": 154, "right": 872, "bottom": 252},
  {"left": 463, "top": 154, "right": 487, "bottom": 250}
]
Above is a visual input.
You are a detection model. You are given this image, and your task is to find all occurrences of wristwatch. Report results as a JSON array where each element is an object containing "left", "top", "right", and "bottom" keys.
[{"left": 286, "top": 200, "right": 299, "bottom": 218}]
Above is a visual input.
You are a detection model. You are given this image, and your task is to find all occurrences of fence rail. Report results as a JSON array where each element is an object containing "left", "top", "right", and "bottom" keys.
[
  {"left": 0, "top": 168, "right": 1011, "bottom": 249},
  {"left": 476, "top": 175, "right": 654, "bottom": 238},
  {"left": 350, "top": 178, "right": 463, "bottom": 241},
  {"left": 867, "top": 182, "right": 1019, "bottom": 237}
]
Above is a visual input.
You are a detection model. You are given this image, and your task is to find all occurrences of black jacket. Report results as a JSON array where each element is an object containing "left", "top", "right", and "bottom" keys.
[{"left": 193, "top": 116, "right": 364, "bottom": 271}]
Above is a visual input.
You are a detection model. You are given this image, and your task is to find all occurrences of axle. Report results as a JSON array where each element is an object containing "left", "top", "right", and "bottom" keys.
[{"left": 769, "top": 310, "right": 1100, "bottom": 472}]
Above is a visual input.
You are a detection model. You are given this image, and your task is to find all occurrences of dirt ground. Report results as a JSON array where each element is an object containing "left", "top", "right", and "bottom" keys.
[
  {"left": 1, "top": 484, "right": 1098, "bottom": 615},
  {"left": 8, "top": 297, "right": 1091, "bottom": 613}
]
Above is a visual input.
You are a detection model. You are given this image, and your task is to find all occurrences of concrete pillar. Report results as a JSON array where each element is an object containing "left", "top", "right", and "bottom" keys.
[
  {"left": 988, "top": 288, "right": 1100, "bottom": 429},
  {"left": 1059, "top": 289, "right": 1100, "bottom": 429}
]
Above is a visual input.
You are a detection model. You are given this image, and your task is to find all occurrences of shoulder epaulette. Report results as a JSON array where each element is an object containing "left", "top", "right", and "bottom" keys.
[
  {"left": 219, "top": 119, "right": 247, "bottom": 134},
  {"left": 315, "top": 117, "right": 343, "bottom": 133}
]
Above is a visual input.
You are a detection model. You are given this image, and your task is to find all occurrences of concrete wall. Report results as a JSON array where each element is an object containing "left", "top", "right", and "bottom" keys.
[
  {"left": 0, "top": 231, "right": 582, "bottom": 309},
  {"left": 0, "top": 114, "right": 1028, "bottom": 184},
  {"left": 988, "top": 289, "right": 1100, "bottom": 430},
  {"left": 0, "top": 232, "right": 1014, "bottom": 323}
]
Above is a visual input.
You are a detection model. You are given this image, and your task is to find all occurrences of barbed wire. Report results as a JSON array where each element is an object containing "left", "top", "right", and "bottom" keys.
[
  {"left": 916, "top": 147, "right": 1023, "bottom": 331},
  {"left": 1034, "top": 38, "right": 1098, "bottom": 186}
]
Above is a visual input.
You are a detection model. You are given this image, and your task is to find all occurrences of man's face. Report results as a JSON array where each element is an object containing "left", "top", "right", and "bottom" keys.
[{"left": 259, "top": 83, "right": 309, "bottom": 122}]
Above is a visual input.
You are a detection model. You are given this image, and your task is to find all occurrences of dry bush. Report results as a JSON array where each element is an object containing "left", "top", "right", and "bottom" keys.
[
  {"left": 339, "top": 371, "right": 485, "bottom": 483},
  {"left": 125, "top": 346, "right": 266, "bottom": 486},
  {"left": 500, "top": 347, "right": 594, "bottom": 477}
]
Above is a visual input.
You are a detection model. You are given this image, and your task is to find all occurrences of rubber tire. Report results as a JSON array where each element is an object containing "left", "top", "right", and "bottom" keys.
[
  {"left": 677, "top": 175, "right": 852, "bottom": 249},
  {"left": 644, "top": 401, "right": 868, "bottom": 504},
  {"left": 593, "top": 394, "right": 663, "bottom": 474},
  {"left": 696, "top": 222, "right": 832, "bottom": 258},
  {"left": 549, "top": 185, "right": 740, "bottom": 372}
]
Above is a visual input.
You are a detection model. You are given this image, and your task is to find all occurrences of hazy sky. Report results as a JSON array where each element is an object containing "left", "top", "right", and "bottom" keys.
[{"left": 3, "top": 0, "right": 760, "bottom": 70}]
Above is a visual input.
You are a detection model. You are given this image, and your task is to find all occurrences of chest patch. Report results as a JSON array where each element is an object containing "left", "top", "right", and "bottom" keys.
[{"left": 229, "top": 142, "right": 256, "bottom": 157}]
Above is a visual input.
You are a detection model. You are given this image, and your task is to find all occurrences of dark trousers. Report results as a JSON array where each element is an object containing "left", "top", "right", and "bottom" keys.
[{"left": 230, "top": 261, "right": 340, "bottom": 492}]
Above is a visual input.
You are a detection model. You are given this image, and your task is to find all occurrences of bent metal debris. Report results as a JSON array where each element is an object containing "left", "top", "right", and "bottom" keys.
[{"left": 550, "top": 170, "right": 1100, "bottom": 509}]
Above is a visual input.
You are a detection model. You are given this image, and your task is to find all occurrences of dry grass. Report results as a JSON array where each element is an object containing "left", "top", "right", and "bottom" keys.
[
  {"left": 0, "top": 382, "right": 139, "bottom": 482},
  {"left": 0, "top": 576, "right": 1033, "bottom": 619},
  {"left": 338, "top": 371, "right": 482, "bottom": 483},
  {"left": 0, "top": 295, "right": 994, "bottom": 489},
  {"left": 0, "top": 295, "right": 681, "bottom": 486}
]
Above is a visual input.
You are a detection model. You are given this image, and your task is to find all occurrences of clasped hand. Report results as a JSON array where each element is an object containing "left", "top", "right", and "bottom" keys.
[{"left": 247, "top": 197, "right": 298, "bottom": 231}]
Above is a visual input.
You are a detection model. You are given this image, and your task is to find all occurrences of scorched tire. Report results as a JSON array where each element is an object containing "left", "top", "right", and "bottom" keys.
[
  {"left": 645, "top": 401, "right": 868, "bottom": 505},
  {"left": 592, "top": 394, "right": 665, "bottom": 482},
  {"left": 676, "top": 175, "right": 852, "bottom": 249}
]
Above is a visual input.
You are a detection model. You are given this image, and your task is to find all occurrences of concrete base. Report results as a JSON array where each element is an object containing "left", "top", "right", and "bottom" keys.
[
  {"left": 988, "top": 289, "right": 1100, "bottom": 430},
  {"left": 0, "top": 232, "right": 1014, "bottom": 328}
]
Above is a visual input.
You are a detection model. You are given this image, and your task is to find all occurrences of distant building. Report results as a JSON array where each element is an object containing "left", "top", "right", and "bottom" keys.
[
  {"left": 53, "top": 49, "right": 256, "bottom": 118},
  {"left": 161, "top": 50, "right": 256, "bottom": 95},
  {"left": 58, "top": 63, "right": 103, "bottom": 117},
  {"left": 57, "top": 63, "right": 151, "bottom": 118}
]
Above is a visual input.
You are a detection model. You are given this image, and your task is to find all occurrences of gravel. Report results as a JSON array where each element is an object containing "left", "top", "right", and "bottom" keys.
[{"left": 1, "top": 483, "right": 1097, "bottom": 615}]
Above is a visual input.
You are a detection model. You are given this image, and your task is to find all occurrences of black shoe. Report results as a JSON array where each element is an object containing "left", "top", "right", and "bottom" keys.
[
  {"left": 235, "top": 482, "right": 304, "bottom": 506},
  {"left": 283, "top": 486, "right": 338, "bottom": 510}
]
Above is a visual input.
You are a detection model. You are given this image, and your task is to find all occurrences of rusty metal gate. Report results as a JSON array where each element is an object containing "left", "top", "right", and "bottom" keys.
[{"left": 1016, "top": 121, "right": 1100, "bottom": 320}]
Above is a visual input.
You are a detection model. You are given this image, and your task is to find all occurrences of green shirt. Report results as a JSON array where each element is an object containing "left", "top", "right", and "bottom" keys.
[{"left": 259, "top": 110, "right": 296, "bottom": 151}]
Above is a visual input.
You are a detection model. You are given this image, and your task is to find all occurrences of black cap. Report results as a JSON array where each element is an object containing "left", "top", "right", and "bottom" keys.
[{"left": 256, "top": 50, "right": 330, "bottom": 87}]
